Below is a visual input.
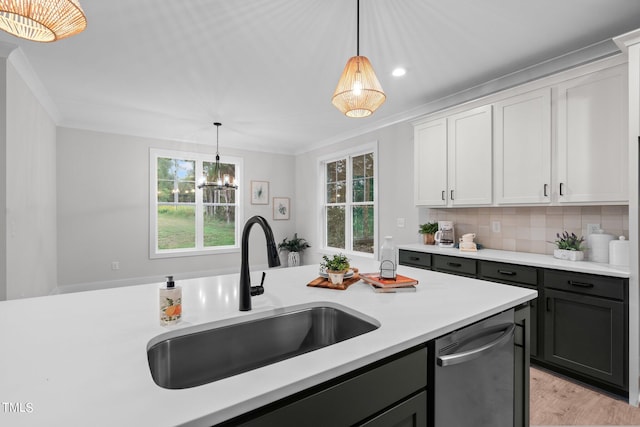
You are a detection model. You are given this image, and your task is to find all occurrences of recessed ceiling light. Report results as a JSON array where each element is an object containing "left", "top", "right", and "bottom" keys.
[{"left": 392, "top": 67, "right": 406, "bottom": 77}]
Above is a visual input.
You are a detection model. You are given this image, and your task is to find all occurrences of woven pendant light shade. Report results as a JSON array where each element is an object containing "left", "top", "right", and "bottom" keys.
[
  {"left": 0, "top": 0, "right": 87, "bottom": 42},
  {"left": 332, "top": 55, "right": 386, "bottom": 118}
]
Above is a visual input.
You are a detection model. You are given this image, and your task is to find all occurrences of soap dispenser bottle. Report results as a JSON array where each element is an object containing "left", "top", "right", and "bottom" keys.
[{"left": 159, "top": 275, "right": 181, "bottom": 325}]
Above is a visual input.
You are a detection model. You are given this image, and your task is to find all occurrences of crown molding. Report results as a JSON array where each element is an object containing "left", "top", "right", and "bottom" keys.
[
  {"left": 297, "top": 38, "right": 621, "bottom": 155},
  {"left": 7, "top": 48, "right": 61, "bottom": 123}
]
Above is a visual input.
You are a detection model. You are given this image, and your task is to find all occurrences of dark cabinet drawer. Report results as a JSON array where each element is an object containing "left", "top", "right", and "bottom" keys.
[
  {"left": 479, "top": 261, "right": 538, "bottom": 286},
  {"left": 543, "top": 269, "right": 626, "bottom": 301},
  {"left": 399, "top": 250, "right": 432, "bottom": 269},
  {"left": 432, "top": 255, "right": 476, "bottom": 277}
]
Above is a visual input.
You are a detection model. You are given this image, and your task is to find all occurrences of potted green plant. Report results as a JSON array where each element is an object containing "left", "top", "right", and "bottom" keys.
[
  {"left": 419, "top": 222, "right": 439, "bottom": 245},
  {"left": 553, "top": 231, "right": 585, "bottom": 261},
  {"left": 278, "top": 233, "right": 311, "bottom": 267},
  {"left": 320, "top": 253, "right": 351, "bottom": 285}
]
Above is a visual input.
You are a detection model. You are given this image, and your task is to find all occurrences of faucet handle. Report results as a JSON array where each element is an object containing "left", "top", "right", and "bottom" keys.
[{"left": 250, "top": 272, "right": 266, "bottom": 296}]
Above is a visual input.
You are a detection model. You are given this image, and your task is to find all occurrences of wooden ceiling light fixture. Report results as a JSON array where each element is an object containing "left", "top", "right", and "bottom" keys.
[
  {"left": 0, "top": 0, "right": 87, "bottom": 42},
  {"left": 331, "top": 0, "right": 386, "bottom": 118}
]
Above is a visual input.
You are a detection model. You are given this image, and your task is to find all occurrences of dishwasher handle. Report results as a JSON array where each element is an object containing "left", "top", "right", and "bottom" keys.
[{"left": 437, "top": 323, "right": 515, "bottom": 367}]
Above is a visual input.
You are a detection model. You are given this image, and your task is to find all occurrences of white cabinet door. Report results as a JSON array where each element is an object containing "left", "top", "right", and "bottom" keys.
[
  {"left": 414, "top": 118, "right": 447, "bottom": 206},
  {"left": 556, "top": 65, "right": 628, "bottom": 204},
  {"left": 494, "top": 88, "right": 551, "bottom": 204},
  {"left": 448, "top": 105, "right": 493, "bottom": 206}
]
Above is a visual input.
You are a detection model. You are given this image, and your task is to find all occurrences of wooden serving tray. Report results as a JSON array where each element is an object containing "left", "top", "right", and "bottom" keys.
[{"left": 307, "top": 268, "right": 360, "bottom": 290}]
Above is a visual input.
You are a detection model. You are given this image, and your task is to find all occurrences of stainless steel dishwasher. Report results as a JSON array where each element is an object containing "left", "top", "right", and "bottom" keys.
[{"left": 429, "top": 308, "right": 515, "bottom": 427}]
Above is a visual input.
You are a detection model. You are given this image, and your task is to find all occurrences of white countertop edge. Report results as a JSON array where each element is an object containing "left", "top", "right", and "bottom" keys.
[{"left": 397, "top": 243, "right": 630, "bottom": 278}]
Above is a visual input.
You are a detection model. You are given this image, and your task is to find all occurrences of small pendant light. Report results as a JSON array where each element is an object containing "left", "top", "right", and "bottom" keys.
[
  {"left": 332, "top": 0, "right": 386, "bottom": 118},
  {"left": 197, "top": 122, "right": 238, "bottom": 191},
  {"left": 0, "top": 0, "right": 87, "bottom": 42}
]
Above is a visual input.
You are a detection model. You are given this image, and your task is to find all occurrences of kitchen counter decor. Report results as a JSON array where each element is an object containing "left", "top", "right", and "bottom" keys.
[
  {"left": 307, "top": 268, "right": 360, "bottom": 290},
  {"left": 320, "top": 253, "right": 351, "bottom": 285},
  {"left": 419, "top": 222, "right": 438, "bottom": 245},
  {"left": 553, "top": 231, "right": 585, "bottom": 261}
]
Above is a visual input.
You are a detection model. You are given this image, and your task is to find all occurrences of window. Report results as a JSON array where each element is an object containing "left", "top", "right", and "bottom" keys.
[
  {"left": 321, "top": 143, "right": 377, "bottom": 256},
  {"left": 150, "top": 149, "right": 242, "bottom": 257}
]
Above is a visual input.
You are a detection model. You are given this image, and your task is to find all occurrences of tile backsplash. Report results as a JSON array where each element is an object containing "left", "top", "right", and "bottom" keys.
[{"left": 419, "top": 206, "right": 629, "bottom": 255}]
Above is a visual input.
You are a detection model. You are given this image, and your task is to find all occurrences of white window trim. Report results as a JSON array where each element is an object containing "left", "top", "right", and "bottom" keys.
[
  {"left": 149, "top": 148, "right": 244, "bottom": 259},
  {"left": 317, "top": 141, "right": 379, "bottom": 259}
]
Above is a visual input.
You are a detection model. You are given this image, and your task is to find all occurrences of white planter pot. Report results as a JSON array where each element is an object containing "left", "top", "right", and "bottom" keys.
[
  {"left": 287, "top": 251, "right": 300, "bottom": 267},
  {"left": 327, "top": 271, "right": 345, "bottom": 285},
  {"left": 554, "top": 249, "right": 584, "bottom": 261}
]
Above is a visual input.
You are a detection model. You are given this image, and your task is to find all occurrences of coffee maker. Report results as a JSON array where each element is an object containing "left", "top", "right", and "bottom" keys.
[{"left": 434, "top": 221, "right": 455, "bottom": 248}]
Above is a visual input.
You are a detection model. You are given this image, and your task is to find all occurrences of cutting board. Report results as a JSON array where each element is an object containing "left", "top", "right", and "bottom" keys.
[{"left": 307, "top": 268, "right": 360, "bottom": 290}]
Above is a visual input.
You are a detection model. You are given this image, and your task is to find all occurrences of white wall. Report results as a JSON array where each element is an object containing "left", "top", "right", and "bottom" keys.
[
  {"left": 56, "top": 127, "right": 296, "bottom": 292},
  {"left": 0, "top": 57, "right": 6, "bottom": 301},
  {"left": 4, "top": 58, "right": 57, "bottom": 299},
  {"left": 295, "top": 121, "right": 418, "bottom": 266}
]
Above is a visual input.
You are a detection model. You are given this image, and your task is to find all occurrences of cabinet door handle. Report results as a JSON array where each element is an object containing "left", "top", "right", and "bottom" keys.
[
  {"left": 450, "top": 190, "right": 454, "bottom": 200},
  {"left": 568, "top": 280, "right": 594, "bottom": 288},
  {"left": 543, "top": 184, "right": 548, "bottom": 197},
  {"left": 546, "top": 297, "right": 552, "bottom": 312},
  {"left": 559, "top": 182, "right": 565, "bottom": 196},
  {"left": 447, "top": 262, "right": 462, "bottom": 268},
  {"left": 498, "top": 270, "right": 516, "bottom": 276},
  {"left": 441, "top": 190, "right": 445, "bottom": 201}
]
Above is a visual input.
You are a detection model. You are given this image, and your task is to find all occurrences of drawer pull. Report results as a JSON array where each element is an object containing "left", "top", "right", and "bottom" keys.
[
  {"left": 568, "top": 280, "right": 594, "bottom": 288},
  {"left": 447, "top": 262, "right": 462, "bottom": 268},
  {"left": 498, "top": 270, "right": 516, "bottom": 276},
  {"left": 409, "top": 257, "right": 421, "bottom": 261}
]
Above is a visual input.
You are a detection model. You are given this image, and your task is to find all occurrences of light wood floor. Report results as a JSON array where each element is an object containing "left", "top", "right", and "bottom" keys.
[{"left": 531, "top": 366, "right": 640, "bottom": 426}]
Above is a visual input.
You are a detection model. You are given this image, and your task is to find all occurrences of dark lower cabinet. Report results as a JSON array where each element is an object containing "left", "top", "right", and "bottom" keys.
[
  {"left": 360, "top": 391, "right": 427, "bottom": 427},
  {"left": 543, "top": 288, "right": 626, "bottom": 390},
  {"left": 399, "top": 250, "right": 630, "bottom": 397},
  {"left": 221, "top": 346, "right": 428, "bottom": 427}
]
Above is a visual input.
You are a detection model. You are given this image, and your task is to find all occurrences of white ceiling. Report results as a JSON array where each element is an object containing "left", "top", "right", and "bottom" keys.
[{"left": 2, "top": 0, "right": 640, "bottom": 154}]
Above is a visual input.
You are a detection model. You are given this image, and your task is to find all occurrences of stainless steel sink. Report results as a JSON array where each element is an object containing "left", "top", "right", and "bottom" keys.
[{"left": 147, "top": 303, "right": 379, "bottom": 389}]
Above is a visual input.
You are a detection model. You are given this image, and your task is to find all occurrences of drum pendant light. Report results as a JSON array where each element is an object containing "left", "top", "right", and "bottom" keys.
[
  {"left": 0, "top": 0, "right": 87, "bottom": 42},
  {"left": 331, "top": 0, "right": 385, "bottom": 118}
]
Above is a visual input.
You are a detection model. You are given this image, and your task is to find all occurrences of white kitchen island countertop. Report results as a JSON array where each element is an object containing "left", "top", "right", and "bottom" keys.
[
  {"left": 398, "top": 243, "right": 630, "bottom": 278},
  {"left": 0, "top": 261, "right": 536, "bottom": 426}
]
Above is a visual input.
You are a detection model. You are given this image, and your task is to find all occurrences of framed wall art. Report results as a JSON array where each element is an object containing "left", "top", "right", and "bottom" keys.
[
  {"left": 273, "top": 197, "right": 290, "bottom": 220},
  {"left": 251, "top": 180, "right": 269, "bottom": 204}
]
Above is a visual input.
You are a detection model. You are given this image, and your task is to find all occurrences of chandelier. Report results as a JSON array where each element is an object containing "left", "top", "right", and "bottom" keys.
[
  {"left": 331, "top": 0, "right": 385, "bottom": 118},
  {"left": 0, "top": 0, "right": 87, "bottom": 42},
  {"left": 197, "top": 122, "right": 238, "bottom": 191}
]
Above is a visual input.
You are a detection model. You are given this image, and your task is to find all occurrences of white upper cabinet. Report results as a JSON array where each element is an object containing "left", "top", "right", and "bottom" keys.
[
  {"left": 447, "top": 105, "right": 493, "bottom": 206},
  {"left": 414, "top": 118, "right": 447, "bottom": 206},
  {"left": 556, "top": 64, "right": 628, "bottom": 204},
  {"left": 414, "top": 106, "right": 493, "bottom": 207},
  {"left": 494, "top": 88, "right": 551, "bottom": 204},
  {"left": 413, "top": 59, "right": 628, "bottom": 208}
]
